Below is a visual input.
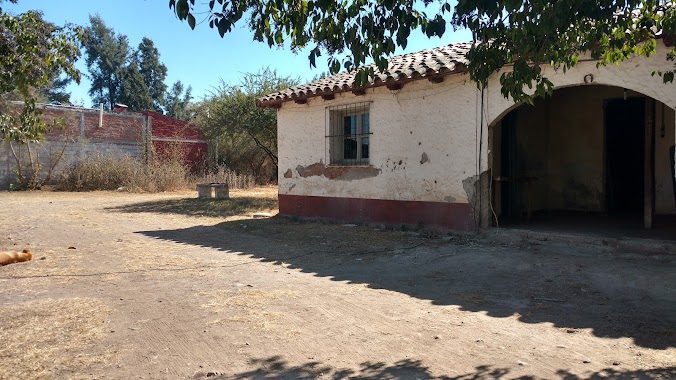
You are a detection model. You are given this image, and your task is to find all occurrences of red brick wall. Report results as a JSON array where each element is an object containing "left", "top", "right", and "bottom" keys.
[
  {"left": 142, "top": 111, "right": 204, "bottom": 140},
  {"left": 39, "top": 107, "right": 81, "bottom": 138},
  {"left": 143, "top": 111, "right": 208, "bottom": 172},
  {"left": 8, "top": 103, "right": 207, "bottom": 173},
  {"left": 153, "top": 140, "right": 208, "bottom": 172},
  {"left": 85, "top": 113, "right": 144, "bottom": 141},
  {"left": 36, "top": 104, "right": 145, "bottom": 143}
]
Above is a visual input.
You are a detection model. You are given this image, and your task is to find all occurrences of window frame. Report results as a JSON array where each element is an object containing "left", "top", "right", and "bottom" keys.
[{"left": 326, "top": 102, "right": 372, "bottom": 166}]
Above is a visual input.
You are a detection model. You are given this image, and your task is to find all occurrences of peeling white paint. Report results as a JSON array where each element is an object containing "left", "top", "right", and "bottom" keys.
[{"left": 277, "top": 42, "right": 676, "bottom": 212}]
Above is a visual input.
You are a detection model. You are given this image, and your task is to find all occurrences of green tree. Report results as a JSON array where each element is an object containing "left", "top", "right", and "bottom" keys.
[
  {"left": 165, "top": 80, "right": 193, "bottom": 121},
  {"left": 84, "top": 14, "right": 130, "bottom": 109},
  {"left": 118, "top": 60, "right": 153, "bottom": 111},
  {"left": 40, "top": 75, "right": 73, "bottom": 104},
  {"left": 0, "top": 2, "right": 81, "bottom": 142},
  {"left": 199, "top": 68, "right": 298, "bottom": 181},
  {"left": 170, "top": 0, "right": 676, "bottom": 103},
  {"left": 137, "top": 37, "right": 168, "bottom": 111},
  {"left": 454, "top": 0, "right": 676, "bottom": 103}
]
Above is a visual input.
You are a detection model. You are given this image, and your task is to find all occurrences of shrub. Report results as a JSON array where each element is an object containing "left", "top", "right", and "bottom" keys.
[
  {"left": 56, "top": 153, "right": 189, "bottom": 192},
  {"left": 56, "top": 154, "right": 136, "bottom": 191},
  {"left": 56, "top": 154, "right": 256, "bottom": 192}
]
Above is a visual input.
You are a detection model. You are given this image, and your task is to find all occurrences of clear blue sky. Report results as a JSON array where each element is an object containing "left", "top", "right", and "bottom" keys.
[{"left": 5, "top": 0, "right": 472, "bottom": 107}]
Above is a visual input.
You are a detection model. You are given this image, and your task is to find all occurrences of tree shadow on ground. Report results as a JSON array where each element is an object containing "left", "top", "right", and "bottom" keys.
[
  {"left": 108, "top": 197, "right": 278, "bottom": 218},
  {"left": 127, "top": 214, "right": 676, "bottom": 350},
  {"left": 193, "top": 356, "right": 675, "bottom": 379}
]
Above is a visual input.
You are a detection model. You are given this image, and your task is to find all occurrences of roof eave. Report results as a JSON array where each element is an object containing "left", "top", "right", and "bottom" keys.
[{"left": 256, "top": 65, "right": 466, "bottom": 109}]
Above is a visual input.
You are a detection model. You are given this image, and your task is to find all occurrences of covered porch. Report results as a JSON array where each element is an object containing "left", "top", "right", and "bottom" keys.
[{"left": 489, "top": 85, "right": 676, "bottom": 237}]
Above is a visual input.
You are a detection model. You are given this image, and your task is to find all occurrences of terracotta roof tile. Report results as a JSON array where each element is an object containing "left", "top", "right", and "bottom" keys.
[{"left": 257, "top": 42, "right": 472, "bottom": 107}]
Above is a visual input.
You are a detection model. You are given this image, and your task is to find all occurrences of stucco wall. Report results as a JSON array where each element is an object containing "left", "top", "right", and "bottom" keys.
[
  {"left": 484, "top": 44, "right": 676, "bottom": 127},
  {"left": 277, "top": 42, "right": 676, "bottom": 226},
  {"left": 278, "top": 73, "right": 480, "bottom": 204},
  {"left": 655, "top": 102, "right": 676, "bottom": 214}
]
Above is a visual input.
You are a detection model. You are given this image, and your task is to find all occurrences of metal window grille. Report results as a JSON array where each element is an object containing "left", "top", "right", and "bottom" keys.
[{"left": 325, "top": 102, "right": 371, "bottom": 165}]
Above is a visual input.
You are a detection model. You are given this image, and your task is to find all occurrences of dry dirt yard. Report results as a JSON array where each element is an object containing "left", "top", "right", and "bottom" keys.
[{"left": 0, "top": 188, "right": 674, "bottom": 380}]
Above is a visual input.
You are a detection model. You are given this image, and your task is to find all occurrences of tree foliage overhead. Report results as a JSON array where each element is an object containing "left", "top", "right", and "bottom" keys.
[
  {"left": 454, "top": 0, "right": 676, "bottom": 103},
  {"left": 199, "top": 68, "right": 298, "bottom": 181},
  {"left": 170, "top": 0, "right": 676, "bottom": 103},
  {"left": 0, "top": 0, "right": 81, "bottom": 142}
]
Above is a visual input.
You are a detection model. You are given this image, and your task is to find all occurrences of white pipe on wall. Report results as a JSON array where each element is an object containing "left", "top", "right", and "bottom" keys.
[{"left": 99, "top": 103, "right": 103, "bottom": 128}]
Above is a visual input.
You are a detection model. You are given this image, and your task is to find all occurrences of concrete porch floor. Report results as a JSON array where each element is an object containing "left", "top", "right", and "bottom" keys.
[{"left": 489, "top": 214, "right": 676, "bottom": 255}]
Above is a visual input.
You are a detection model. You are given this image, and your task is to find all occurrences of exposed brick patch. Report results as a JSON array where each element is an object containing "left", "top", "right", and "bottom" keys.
[
  {"left": 298, "top": 162, "right": 326, "bottom": 177},
  {"left": 283, "top": 169, "right": 293, "bottom": 178},
  {"left": 296, "top": 162, "right": 380, "bottom": 180}
]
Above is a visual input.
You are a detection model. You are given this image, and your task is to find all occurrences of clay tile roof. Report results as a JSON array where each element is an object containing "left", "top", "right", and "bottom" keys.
[{"left": 257, "top": 42, "right": 472, "bottom": 108}]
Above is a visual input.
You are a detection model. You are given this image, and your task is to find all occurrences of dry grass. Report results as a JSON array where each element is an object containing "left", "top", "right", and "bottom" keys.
[
  {"left": 0, "top": 298, "right": 113, "bottom": 379},
  {"left": 56, "top": 154, "right": 190, "bottom": 192},
  {"left": 0, "top": 247, "right": 89, "bottom": 287},
  {"left": 198, "top": 165, "right": 256, "bottom": 189},
  {"left": 56, "top": 154, "right": 259, "bottom": 193},
  {"left": 201, "top": 289, "right": 300, "bottom": 336},
  {"left": 107, "top": 186, "right": 278, "bottom": 219}
]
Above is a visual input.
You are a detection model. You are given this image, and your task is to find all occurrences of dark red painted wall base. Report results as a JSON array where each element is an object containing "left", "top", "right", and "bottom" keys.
[{"left": 279, "top": 194, "right": 476, "bottom": 232}]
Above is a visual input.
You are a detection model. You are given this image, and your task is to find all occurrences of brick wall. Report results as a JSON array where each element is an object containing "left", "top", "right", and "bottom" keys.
[
  {"left": 142, "top": 111, "right": 208, "bottom": 173},
  {"left": 39, "top": 103, "right": 146, "bottom": 142},
  {"left": 1, "top": 103, "right": 147, "bottom": 189},
  {"left": 142, "top": 111, "right": 204, "bottom": 140},
  {"left": 1, "top": 104, "right": 209, "bottom": 188}
]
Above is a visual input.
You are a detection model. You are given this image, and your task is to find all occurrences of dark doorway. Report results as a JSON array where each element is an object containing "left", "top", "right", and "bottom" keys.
[
  {"left": 605, "top": 98, "right": 645, "bottom": 216},
  {"left": 500, "top": 111, "right": 518, "bottom": 219}
]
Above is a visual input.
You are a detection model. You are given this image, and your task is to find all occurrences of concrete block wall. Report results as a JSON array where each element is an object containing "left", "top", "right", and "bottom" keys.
[{"left": 0, "top": 140, "right": 143, "bottom": 188}]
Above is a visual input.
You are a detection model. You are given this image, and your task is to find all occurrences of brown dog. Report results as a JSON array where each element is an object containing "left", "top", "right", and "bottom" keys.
[{"left": 0, "top": 249, "right": 33, "bottom": 266}]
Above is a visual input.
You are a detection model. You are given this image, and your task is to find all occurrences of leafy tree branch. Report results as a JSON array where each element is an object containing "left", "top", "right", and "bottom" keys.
[
  {"left": 0, "top": 2, "right": 81, "bottom": 142},
  {"left": 170, "top": 0, "right": 675, "bottom": 103}
]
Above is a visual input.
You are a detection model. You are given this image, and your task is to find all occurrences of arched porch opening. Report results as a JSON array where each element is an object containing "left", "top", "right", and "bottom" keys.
[{"left": 488, "top": 85, "right": 676, "bottom": 237}]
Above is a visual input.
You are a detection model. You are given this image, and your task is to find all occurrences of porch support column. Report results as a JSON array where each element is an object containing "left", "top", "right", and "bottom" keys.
[{"left": 644, "top": 98, "right": 655, "bottom": 229}]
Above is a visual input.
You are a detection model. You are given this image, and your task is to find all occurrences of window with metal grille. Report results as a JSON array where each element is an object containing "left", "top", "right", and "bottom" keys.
[{"left": 326, "top": 102, "right": 371, "bottom": 165}]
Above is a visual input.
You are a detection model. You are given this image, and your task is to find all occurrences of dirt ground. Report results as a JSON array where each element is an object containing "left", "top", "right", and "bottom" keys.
[{"left": 0, "top": 188, "right": 674, "bottom": 380}]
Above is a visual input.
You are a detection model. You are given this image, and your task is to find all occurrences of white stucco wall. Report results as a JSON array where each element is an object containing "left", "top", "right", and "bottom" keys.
[
  {"left": 278, "top": 73, "right": 481, "bottom": 204},
  {"left": 277, "top": 42, "right": 676, "bottom": 212},
  {"left": 484, "top": 43, "right": 676, "bottom": 126}
]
